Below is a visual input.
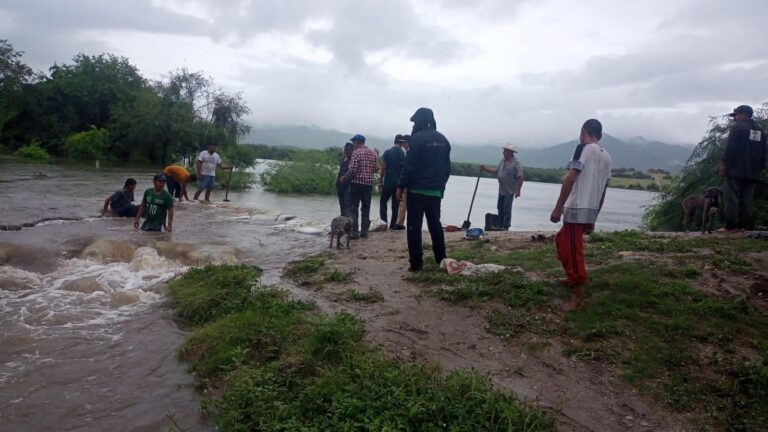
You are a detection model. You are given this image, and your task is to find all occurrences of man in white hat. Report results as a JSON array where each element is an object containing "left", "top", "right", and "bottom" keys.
[{"left": 480, "top": 144, "right": 524, "bottom": 230}]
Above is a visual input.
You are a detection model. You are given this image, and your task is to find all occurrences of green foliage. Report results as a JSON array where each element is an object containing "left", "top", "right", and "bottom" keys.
[
  {"left": 212, "top": 166, "right": 256, "bottom": 191},
  {"left": 172, "top": 265, "right": 552, "bottom": 431},
  {"left": 64, "top": 126, "right": 109, "bottom": 159},
  {"left": 645, "top": 103, "right": 768, "bottom": 230},
  {"left": 341, "top": 288, "right": 384, "bottom": 303},
  {"left": 260, "top": 148, "right": 341, "bottom": 195},
  {"left": 14, "top": 142, "right": 48, "bottom": 161},
  {"left": 167, "top": 264, "right": 264, "bottom": 325}
]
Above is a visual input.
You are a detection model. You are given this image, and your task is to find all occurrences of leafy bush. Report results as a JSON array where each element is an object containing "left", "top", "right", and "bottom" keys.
[
  {"left": 64, "top": 126, "right": 110, "bottom": 160},
  {"left": 645, "top": 103, "right": 768, "bottom": 230},
  {"left": 260, "top": 150, "right": 340, "bottom": 195},
  {"left": 15, "top": 141, "right": 49, "bottom": 161}
]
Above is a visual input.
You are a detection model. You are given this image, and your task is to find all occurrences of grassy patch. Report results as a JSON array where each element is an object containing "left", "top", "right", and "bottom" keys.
[
  {"left": 173, "top": 265, "right": 552, "bottom": 431},
  {"left": 285, "top": 257, "right": 326, "bottom": 278},
  {"left": 285, "top": 257, "right": 356, "bottom": 286},
  {"left": 168, "top": 264, "right": 264, "bottom": 325},
  {"left": 563, "top": 262, "right": 768, "bottom": 429},
  {"left": 340, "top": 288, "right": 384, "bottom": 303},
  {"left": 322, "top": 268, "right": 355, "bottom": 283},
  {"left": 450, "top": 241, "right": 560, "bottom": 272}
]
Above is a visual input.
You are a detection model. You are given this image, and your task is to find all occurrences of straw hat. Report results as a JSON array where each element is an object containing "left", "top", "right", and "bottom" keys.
[{"left": 502, "top": 143, "right": 517, "bottom": 152}]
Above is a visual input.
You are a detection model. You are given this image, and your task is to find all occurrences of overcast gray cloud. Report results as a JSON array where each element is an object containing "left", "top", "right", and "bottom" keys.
[{"left": 0, "top": 0, "right": 766, "bottom": 147}]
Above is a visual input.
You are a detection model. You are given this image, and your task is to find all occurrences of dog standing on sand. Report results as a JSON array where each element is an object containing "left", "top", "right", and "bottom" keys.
[
  {"left": 329, "top": 216, "right": 352, "bottom": 249},
  {"left": 682, "top": 187, "right": 722, "bottom": 233}
]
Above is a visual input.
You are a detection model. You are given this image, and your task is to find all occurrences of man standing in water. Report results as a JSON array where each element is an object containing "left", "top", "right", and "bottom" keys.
[
  {"left": 481, "top": 144, "right": 524, "bottom": 230},
  {"left": 397, "top": 108, "right": 451, "bottom": 272},
  {"left": 193, "top": 143, "right": 232, "bottom": 202},
  {"left": 336, "top": 142, "right": 354, "bottom": 215},
  {"left": 719, "top": 105, "right": 766, "bottom": 232},
  {"left": 341, "top": 134, "right": 378, "bottom": 239},
  {"left": 134, "top": 174, "right": 174, "bottom": 232},
  {"left": 101, "top": 178, "right": 139, "bottom": 217},
  {"left": 550, "top": 119, "right": 611, "bottom": 311},
  {"left": 379, "top": 135, "right": 406, "bottom": 229},
  {"left": 163, "top": 165, "right": 197, "bottom": 203}
]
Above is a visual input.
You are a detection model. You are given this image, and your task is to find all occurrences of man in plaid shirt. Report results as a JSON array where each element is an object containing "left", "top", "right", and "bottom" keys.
[{"left": 341, "top": 134, "right": 378, "bottom": 239}]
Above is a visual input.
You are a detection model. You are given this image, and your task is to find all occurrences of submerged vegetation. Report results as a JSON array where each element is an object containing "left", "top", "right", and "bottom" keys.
[
  {"left": 409, "top": 231, "right": 768, "bottom": 431},
  {"left": 168, "top": 264, "right": 552, "bottom": 431}
]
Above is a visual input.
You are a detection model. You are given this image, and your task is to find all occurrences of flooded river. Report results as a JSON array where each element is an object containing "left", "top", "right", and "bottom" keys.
[{"left": 0, "top": 157, "right": 656, "bottom": 431}]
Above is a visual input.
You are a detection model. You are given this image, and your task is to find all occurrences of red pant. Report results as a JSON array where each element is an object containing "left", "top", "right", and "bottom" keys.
[{"left": 556, "top": 223, "right": 588, "bottom": 286}]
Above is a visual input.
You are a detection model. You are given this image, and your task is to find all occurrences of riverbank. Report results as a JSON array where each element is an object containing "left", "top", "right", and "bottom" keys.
[{"left": 254, "top": 230, "right": 766, "bottom": 431}]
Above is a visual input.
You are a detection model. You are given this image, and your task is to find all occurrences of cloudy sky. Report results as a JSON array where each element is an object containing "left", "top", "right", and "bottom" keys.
[{"left": 2, "top": 0, "right": 767, "bottom": 147}]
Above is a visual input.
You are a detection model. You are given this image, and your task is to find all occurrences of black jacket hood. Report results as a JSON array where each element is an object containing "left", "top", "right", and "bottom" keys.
[{"left": 410, "top": 107, "right": 437, "bottom": 134}]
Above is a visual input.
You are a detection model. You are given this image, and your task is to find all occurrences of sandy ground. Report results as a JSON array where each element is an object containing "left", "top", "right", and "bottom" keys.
[{"left": 281, "top": 230, "right": 695, "bottom": 432}]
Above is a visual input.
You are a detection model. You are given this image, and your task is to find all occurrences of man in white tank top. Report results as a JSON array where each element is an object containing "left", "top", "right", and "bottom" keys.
[{"left": 550, "top": 119, "right": 612, "bottom": 311}]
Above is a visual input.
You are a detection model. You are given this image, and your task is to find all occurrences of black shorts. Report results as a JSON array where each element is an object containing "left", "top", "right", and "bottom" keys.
[{"left": 166, "top": 177, "right": 182, "bottom": 198}]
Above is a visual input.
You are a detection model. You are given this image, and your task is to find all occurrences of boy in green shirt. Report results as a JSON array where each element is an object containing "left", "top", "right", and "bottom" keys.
[{"left": 134, "top": 174, "right": 174, "bottom": 232}]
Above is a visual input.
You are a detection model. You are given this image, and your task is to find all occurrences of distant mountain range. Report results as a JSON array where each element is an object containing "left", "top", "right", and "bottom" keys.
[{"left": 243, "top": 125, "right": 693, "bottom": 172}]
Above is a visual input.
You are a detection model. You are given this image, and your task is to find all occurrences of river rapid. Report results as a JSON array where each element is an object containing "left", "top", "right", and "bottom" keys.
[{"left": 0, "top": 157, "right": 656, "bottom": 431}]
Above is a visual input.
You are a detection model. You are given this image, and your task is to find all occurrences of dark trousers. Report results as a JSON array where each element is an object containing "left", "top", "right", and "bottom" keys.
[
  {"left": 379, "top": 183, "right": 400, "bottom": 228},
  {"left": 114, "top": 205, "right": 139, "bottom": 218},
  {"left": 348, "top": 183, "right": 372, "bottom": 235},
  {"left": 496, "top": 194, "right": 514, "bottom": 230},
  {"left": 724, "top": 177, "right": 756, "bottom": 229},
  {"left": 336, "top": 184, "right": 350, "bottom": 216},
  {"left": 406, "top": 193, "right": 446, "bottom": 269},
  {"left": 166, "top": 177, "right": 181, "bottom": 199}
]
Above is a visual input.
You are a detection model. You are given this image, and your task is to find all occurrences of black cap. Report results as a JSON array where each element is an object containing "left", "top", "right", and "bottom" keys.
[
  {"left": 403, "top": 134, "right": 411, "bottom": 143},
  {"left": 728, "top": 105, "right": 753, "bottom": 118},
  {"left": 394, "top": 134, "right": 405, "bottom": 143},
  {"left": 153, "top": 173, "right": 167, "bottom": 182}
]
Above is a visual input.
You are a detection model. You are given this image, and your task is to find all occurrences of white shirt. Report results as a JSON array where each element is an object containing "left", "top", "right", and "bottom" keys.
[
  {"left": 563, "top": 142, "right": 612, "bottom": 224},
  {"left": 198, "top": 150, "right": 221, "bottom": 177}
]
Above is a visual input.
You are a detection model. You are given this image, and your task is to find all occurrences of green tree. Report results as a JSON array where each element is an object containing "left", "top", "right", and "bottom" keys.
[
  {"left": 0, "top": 40, "right": 36, "bottom": 143},
  {"left": 64, "top": 126, "right": 110, "bottom": 160},
  {"left": 644, "top": 103, "right": 768, "bottom": 230}
]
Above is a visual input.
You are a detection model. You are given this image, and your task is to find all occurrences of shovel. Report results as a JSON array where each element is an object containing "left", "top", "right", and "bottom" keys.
[
  {"left": 461, "top": 169, "right": 482, "bottom": 230},
  {"left": 223, "top": 161, "right": 234, "bottom": 202}
]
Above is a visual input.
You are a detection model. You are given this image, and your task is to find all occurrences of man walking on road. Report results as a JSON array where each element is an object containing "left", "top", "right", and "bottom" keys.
[
  {"left": 193, "top": 143, "right": 232, "bottom": 202},
  {"left": 340, "top": 134, "right": 377, "bottom": 239},
  {"left": 481, "top": 144, "right": 524, "bottom": 230},
  {"left": 550, "top": 119, "right": 612, "bottom": 311},
  {"left": 719, "top": 105, "right": 766, "bottom": 232},
  {"left": 379, "top": 134, "right": 406, "bottom": 229},
  {"left": 397, "top": 108, "right": 451, "bottom": 272}
]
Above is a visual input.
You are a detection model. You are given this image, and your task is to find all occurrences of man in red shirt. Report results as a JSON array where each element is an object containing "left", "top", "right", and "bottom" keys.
[{"left": 341, "top": 134, "right": 378, "bottom": 239}]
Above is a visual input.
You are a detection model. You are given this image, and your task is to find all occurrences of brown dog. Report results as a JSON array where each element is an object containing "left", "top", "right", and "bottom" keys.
[
  {"left": 682, "top": 187, "right": 721, "bottom": 233},
  {"left": 329, "top": 216, "right": 352, "bottom": 249}
]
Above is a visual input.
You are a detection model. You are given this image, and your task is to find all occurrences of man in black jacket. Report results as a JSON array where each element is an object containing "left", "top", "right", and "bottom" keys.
[
  {"left": 719, "top": 105, "right": 766, "bottom": 231},
  {"left": 397, "top": 108, "right": 451, "bottom": 271}
]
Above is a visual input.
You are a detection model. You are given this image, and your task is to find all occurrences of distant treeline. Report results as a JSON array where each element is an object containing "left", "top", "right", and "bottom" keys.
[{"left": 0, "top": 39, "right": 251, "bottom": 165}]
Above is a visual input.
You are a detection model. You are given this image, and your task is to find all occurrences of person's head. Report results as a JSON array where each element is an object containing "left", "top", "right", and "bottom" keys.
[
  {"left": 410, "top": 107, "right": 436, "bottom": 134},
  {"left": 188, "top": 173, "right": 198, "bottom": 183},
  {"left": 728, "top": 105, "right": 753, "bottom": 123},
  {"left": 344, "top": 142, "right": 354, "bottom": 157},
  {"left": 502, "top": 143, "right": 517, "bottom": 160},
  {"left": 124, "top": 178, "right": 137, "bottom": 192},
  {"left": 153, "top": 173, "right": 167, "bottom": 191},
  {"left": 207, "top": 143, "right": 218, "bottom": 154},
  {"left": 350, "top": 134, "right": 366, "bottom": 148},
  {"left": 580, "top": 119, "right": 603, "bottom": 144},
  {"left": 402, "top": 135, "right": 411, "bottom": 151},
  {"left": 394, "top": 134, "right": 406, "bottom": 147}
]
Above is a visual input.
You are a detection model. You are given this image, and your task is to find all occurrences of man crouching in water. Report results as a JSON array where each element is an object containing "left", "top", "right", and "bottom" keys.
[
  {"left": 134, "top": 174, "right": 174, "bottom": 232},
  {"left": 550, "top": 119, "right": 611, "bottom": 311}
]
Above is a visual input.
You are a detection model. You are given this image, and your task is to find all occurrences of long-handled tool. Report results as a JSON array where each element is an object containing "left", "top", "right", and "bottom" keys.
[
  {"left": 461, "top": 169, "right": 482, "bottom": 230},
  {"left": 223, "top": 162, "right": 234, "bottom": 202}
]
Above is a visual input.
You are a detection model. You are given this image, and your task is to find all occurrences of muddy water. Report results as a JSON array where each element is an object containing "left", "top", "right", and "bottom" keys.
[{"left": 0, "top": 158, "right": 324, "bottom": 431}]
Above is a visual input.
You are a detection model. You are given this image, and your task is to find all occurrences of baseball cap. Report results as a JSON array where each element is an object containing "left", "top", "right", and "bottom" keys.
[
  {"left": 503, "top": 143, "right": 517, "bottom": 152},
  {"left": 351, "top": 134, "right": 366, "bottom": 143},
  {"left": 153, "top": 173, "right": 167, "bottom": 182},
  {"left": 728, "top": 105, "right": 753, "bottom": 117}
]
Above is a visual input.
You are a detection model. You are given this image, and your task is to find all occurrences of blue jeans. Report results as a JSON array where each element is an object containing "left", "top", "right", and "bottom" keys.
[
  {"left": 198, "top": 175, "right": 215, "bottom": 191},
  {"left": 497, "top": 194, "right": 514, "bottom": 230}
]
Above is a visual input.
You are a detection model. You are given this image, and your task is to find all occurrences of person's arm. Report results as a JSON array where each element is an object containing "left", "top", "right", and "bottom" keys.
[
  {"left": 343, "top": 152, "right": 359, "bottom": 182},
  {"left": 720, "top": 126, "right": 738, "bottom": 177},
  {"left": 101, "top": 196, "right": 112, "bottom": 216},
  {"left": 379, "top": 160, "right": 387, "bottom": 190},
  {"left": 181, "top": 184, "right": 188, "bottom": 202},
  {"left": 550, "top": 169, "right": 579, "bottom": 223},
  {"left": 166, "top": 208, "right": 174, "bottom": 232},
  {"left": 514, "top": 163, "right": 524, "bottom": 198},
  {"left": 134, "top": 198, "right": 146, "bottom": 229},
  {"left": 445, "top": 142, "right": 451, "bottom": 180},
  {"left": 196, "top": 159, "right": 203, "bottom": 176},
  {"left": 481, "top": 165, "right": 498, "bottom": 174}
]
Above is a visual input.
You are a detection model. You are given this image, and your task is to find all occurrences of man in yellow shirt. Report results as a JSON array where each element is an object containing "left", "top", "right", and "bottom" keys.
[{"left": 163, "top": 165, "right": 197, "bottom": 203}]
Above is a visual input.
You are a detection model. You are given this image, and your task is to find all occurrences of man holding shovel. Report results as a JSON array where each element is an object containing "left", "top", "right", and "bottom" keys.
[
  {"left": 193, "top": 142, "right": 233, "bottom": 202},
  {"left": 480, "top": 144, "right": 524, "bottom": 230}
]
